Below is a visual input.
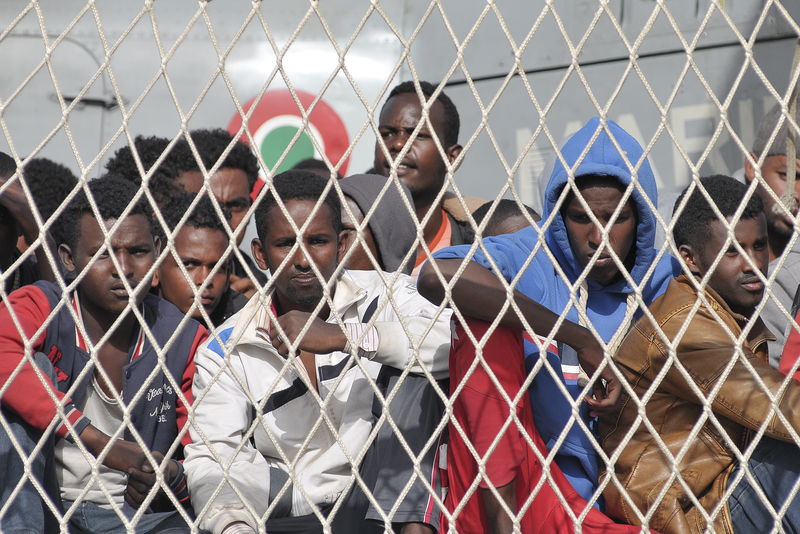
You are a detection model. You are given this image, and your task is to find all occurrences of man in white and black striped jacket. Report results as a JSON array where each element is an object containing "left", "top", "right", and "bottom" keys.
[{"left": 184, "top": 171, "right": 451, "bottom": 534}]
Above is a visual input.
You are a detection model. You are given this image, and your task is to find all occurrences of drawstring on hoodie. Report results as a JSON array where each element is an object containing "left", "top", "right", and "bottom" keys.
[{"left": 575, "top": 280, "right": 636, "bottom": 388}]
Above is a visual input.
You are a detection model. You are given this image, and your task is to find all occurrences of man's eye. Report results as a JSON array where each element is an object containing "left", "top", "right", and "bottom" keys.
[{"left": 224, "top": 200, "right": 249, "bottom": 213}]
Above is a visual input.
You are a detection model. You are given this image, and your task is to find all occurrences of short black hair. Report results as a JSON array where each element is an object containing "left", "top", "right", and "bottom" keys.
[
  {"left": 105, "top": 135, "right": 172, "bottom": 185},
  {"left": 105, "top": 135, "right": 186, "bottom": 207},
  {"left": 672, "top": 175, "right": 764, "bottom": 251},
  {"left": 0, "top": 152, "right": 16, "bottom": 237},
  {"left": 0, "top": 151, "right": 16, "bottom": 179},
  {"left": 20, "top": 158, "right": 79, "bottom": 221},
  {"left": 292, "top": 158, "right": 341, "bottom": 179},
  {"left": 386, "top": 80, "right": 460, "bottom": 147},
  {"left": 150, "top": 190, "right": 198, "bottom": 242},
  {"left": 174, "top": 129, "right": 260, "bottom": 192},
  {"left": 473, "top": 199, "right": 540, "bottom": 235},
  {"left": 148, "top": 170, "right": 186, "bottom": 209},
  {"left": 255, "top": 170, "right": 341, "bottom": 244},
  {"left": 57, "top": 174, "right": 154, "bottom": 250},
  {"left": 292, "top": 158, "right": 328, "bottom": 173},
  {"left": 161, "top": 192, "right": 229, "bottom": 235},
  {"left": 166, "top": 135, "right": 200, "bottom": 175}
]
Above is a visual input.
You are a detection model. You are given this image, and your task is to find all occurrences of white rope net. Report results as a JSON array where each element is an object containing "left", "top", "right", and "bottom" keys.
[{"left": 0, "top": 1, "right": 799, "bottom": 533}]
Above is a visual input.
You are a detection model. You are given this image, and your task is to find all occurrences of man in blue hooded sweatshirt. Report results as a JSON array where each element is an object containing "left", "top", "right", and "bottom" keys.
[{"left": 418, "top": 117, "right": 680, "bottom": 531}]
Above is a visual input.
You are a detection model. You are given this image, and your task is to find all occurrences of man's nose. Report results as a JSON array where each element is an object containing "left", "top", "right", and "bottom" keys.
[
  {"left": 791, "top": 177, "right": 800, "bottom": 205},
  {"left": 291, "top": 246, "right": 311, "bottom": 269},
  {"left": 389, "top": 132, "right": 409, "bottom": 153},
  {"left": 588, "top": 224, "right": 603, "bottom": 248},
  {"left": 193, "top": 266, "right": 212, "bottom": 287},
  {"left": 742, "top": 249, "right": 763, "bottom": 274},
  {"left": 112, "top": 251, "right": 133, "bottom": 278}
]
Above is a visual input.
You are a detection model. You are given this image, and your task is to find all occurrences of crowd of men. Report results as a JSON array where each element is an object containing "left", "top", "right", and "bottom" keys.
[{"left": 1, "top": 79, "right": 800, "bottom": 534}]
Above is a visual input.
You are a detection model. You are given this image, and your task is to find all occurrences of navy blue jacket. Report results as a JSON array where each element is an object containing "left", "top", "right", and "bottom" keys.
[{"left": 0, "top": 280, "right": 206, "bottom": 457}]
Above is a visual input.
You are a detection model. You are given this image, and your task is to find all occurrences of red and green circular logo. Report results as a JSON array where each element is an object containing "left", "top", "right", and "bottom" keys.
[{"left": 228, "top": 89, "right": 350, "bottom": 195}]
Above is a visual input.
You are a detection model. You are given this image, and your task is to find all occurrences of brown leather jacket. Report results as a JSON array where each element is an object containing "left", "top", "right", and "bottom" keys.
[{"left": 598, "top": 275, "right": 800, "bottom": 534}]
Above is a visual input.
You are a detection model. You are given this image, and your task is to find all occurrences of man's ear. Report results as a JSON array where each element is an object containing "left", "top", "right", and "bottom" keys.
[
  {"left": 744, "top": 152, "right": 757, "bottom": 183},
  {"left": 678, "top": 243, "right": 703, "bottom": 275},
  {"left": 446, "top": 144, "right": 463, "bottom": 172},
  {"left": 337, "top": 229, "right": 348, "bottom": 263},
  {"left": 58, "top": 243, "right": 76, "bottom": 274},
  {"left": 251, "top": 238, "right": 268, "bottom": 271}
]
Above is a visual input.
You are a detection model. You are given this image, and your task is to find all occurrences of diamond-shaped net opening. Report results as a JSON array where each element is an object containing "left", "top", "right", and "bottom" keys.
[{"left": 1, "top": 1, "right": 800, "bottom": 533}]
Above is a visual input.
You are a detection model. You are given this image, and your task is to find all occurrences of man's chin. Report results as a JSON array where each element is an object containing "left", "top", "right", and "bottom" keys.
[
  {"left": 587, "top": 266, "right": 621, "bottom": 286},
  {"left": 397, "top": 175, "right": 416, "bottom": 193},
  {"left": 98, "top": 300, "right": 131, "bottom": 317},
  {"left": 287, "top": 289, "right": 324, "bottom": 310},
  {"left": 729, "top": 295, "right": 763, "bottom": 319}
]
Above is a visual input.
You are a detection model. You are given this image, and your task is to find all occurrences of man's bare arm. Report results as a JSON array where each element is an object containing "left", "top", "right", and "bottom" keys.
[{"left": 417, "top": 258, "right": 620, "bottom": 415}]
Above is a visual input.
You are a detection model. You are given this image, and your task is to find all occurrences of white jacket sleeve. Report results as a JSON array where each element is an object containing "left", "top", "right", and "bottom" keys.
[
  {"left": 370, "top": 276, "right": 452, "bottom": 379},
  {"left": 184, "top": 345, "right": 271, "bottom": 534}
]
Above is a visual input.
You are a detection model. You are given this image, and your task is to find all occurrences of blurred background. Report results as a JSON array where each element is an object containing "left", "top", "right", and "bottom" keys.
[{"left": 1, "top": 1, "right": 798, "bottom": 218}]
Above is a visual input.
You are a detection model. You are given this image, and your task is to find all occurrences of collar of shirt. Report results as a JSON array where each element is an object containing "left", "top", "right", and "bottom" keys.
[{"left": 71, "top": 291, "right": 145, "bottom": 361}]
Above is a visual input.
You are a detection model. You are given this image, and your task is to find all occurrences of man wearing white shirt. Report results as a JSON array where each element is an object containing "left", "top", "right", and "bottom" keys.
[{"left": 183, "top": 170, "right": 451, "bottom": 534}]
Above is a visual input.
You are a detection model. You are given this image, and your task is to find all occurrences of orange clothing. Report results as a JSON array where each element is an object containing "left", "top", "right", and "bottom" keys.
[{"left": 411, "top": 210, "right": 452, "bottom": 277}]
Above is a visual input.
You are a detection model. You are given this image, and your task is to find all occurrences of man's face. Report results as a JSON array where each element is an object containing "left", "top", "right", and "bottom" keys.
[
  {"left": 340, "top": 196, "right": 381, "bottom": 271},
  {"left": 176, "top": 170, "right": 204, "bottom": 194},
  {"left": 252, "top": 199, "right": 345, "bottom": 313},
  {"left": 60, "top": 214, "right": 158, "bottom": 316},
  {"left": 159, "top": 226, "right": 230, "bottom": 320},
  {"left": 562, "top": 182, "right": 637, "bottom": 286},
  {"left": 210, "top": 168, "right": 252, "bottom": 245},
  {"left": 682, "top": 215, "right": 769, "bottom": 317},
  {"left": 374, "top": 94, "right": 461, "bottom": 205},
  {"left": 745, "top": 155, "right": 800, "bottom": 240}
]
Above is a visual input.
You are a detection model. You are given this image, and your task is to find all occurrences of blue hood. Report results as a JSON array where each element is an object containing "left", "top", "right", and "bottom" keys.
[
  {"left": 543, "top": 117, "right": 658, "bottom": 291},
  {"left": 428, "top": 118, "right": 679, "bottom": 505}
]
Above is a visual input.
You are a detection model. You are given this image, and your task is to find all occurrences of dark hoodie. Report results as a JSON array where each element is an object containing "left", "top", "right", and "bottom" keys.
[
  {"left": 339, "top": 174, "right": 417, "bottom": 274},
  {"left": 432, "top": 117, "right": 680, "bottom": 502}
]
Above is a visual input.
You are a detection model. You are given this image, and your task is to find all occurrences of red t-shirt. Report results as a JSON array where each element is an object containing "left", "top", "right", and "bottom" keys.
[{"left": 444, "top": 317, "right": 655, "bottom": 533}]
